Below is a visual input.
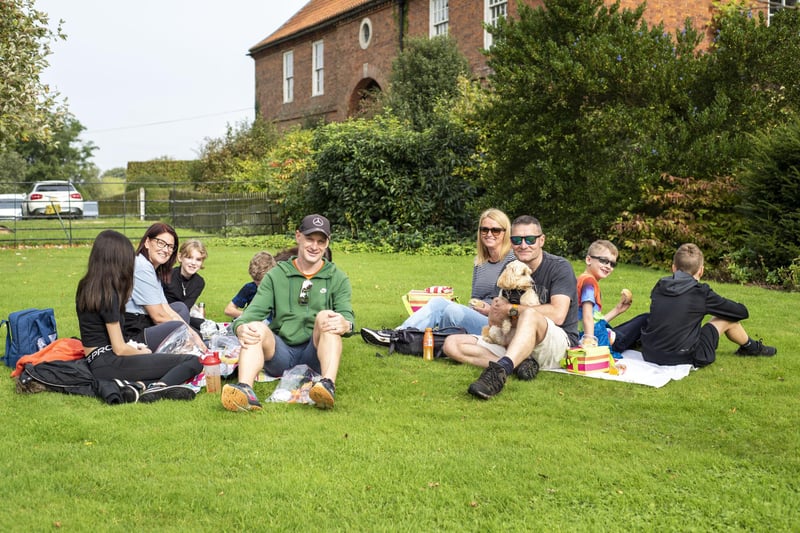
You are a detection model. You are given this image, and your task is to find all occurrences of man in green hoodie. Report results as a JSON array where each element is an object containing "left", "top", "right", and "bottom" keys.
[{"left": 221, "top": 214, "right": 355, "bottom": 411}]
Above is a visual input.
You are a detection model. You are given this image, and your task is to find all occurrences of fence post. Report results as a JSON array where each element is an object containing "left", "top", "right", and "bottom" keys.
[{"left": 139, "top": 187, "right": 145, "bottom": 221}]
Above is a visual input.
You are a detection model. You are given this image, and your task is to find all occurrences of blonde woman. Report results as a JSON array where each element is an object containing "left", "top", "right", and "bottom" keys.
[{"left": 361, "top": 208, "right": 515, "bottom": 344}]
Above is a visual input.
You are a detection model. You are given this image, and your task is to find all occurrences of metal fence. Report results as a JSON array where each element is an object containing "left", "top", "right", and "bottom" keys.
[{"left": 0, "top": 181, "right": 286, "bottom": 246}]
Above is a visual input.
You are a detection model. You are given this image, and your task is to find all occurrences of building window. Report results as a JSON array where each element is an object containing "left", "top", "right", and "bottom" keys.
[
  {"left": 430, "top": 0, "right": 449, "bottom": 36},
  {"left": 283, "top": 50, "right": 294, "bottom": 103},
  {"left": 312, "top": 40, "right": 324, "bottom": 96},
  {"left": 359, "top": 18, "right": 372, "bottom": 49},
  {"left": 484, "top": 0, "right": 507, "bottom": 49},
  {"left": 769, "top": 0, "right": 797, "bottom": 24}
]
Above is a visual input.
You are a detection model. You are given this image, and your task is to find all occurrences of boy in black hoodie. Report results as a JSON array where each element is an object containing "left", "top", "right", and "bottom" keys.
[{"left": 640, "top": 243, "right": 776, "bottom": 367}]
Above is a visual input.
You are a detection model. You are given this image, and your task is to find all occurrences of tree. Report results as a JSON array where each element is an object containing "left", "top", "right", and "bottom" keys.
[
  {"left": 737, "top": 119, "right": 800, "bottom": 270},
  {"left": 386, "top": 36, "right": 471, "bottom": 131},
  {"left": 190, "top": 117, "right": 278, "bottom": 190},
  {"left": 479, "top": 0, "right": 704, "bottom": 253},
  {"left": 0, "top": 149, "right": 27, "bottom": 192},
  {"left": 15, "top": 115, "right": 97, "bottom": 189},
  {"left": 0, "top": 0, "right": 66, "bottom": 147}
]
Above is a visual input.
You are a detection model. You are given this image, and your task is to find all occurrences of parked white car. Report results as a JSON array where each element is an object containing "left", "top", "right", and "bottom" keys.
[
  {"left": 22, "top": 181, "right": 84, "bottom": 218},
  {"left": 0, "top": 193, "right": 24, "bottom": 220}
]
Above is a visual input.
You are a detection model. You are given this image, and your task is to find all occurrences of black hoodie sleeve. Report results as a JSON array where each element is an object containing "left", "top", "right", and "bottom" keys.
[{"left": 704, "top": 286, "right": 749, "bottom": 322}]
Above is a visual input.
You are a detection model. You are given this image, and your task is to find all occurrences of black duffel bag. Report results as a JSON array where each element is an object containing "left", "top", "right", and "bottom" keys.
[{"left": 388, "top": 327, "right": 467, "bottom": 358}]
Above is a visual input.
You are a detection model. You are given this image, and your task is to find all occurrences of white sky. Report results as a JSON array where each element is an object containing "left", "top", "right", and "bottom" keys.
[{"left": 36, "top": 0, "right": 308, "bottom": 173}]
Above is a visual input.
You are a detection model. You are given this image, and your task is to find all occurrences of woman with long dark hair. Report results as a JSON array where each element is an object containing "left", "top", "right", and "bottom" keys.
[
  {"left": 76, "top": 230, "right": 201, "bottom": 402},
  {"left": 122, "top": 222, "right": 205, "bottom": 351}
]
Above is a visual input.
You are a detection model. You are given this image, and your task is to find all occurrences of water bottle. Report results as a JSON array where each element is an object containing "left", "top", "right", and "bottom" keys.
[
  {"left": 203, "top": 351, "right": 221, "bottom": 393},
  {"left": 423, "top": 328, "right": 434, "bottom": 361}
]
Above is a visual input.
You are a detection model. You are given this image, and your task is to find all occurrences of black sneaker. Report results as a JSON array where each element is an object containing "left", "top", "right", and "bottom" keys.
[
  {"left": 221, "top": 383, "right": 262, "bottom": 412},
  {"left": 139, "top": 384, "right": 196, "bottom": 403},
  {"left": 735, "top": 339, "right": 777, "bottom": 357},
  {"left": 468, "top": 361, "right": 507, "bottom": 400},
  {"left": 360, "top": 327, "right": 393, "bottom": 347},
  {"left": 114, "top": 379, "right": 140, "bottom": 404},
  {"left": 514, "top": 356, "right": 540, "bottom": 381},
  {"left": 309, "top": 378, "right": 336, "bottom": 409}
]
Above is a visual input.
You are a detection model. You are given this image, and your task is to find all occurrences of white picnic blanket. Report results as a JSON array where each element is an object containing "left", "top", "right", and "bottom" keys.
[{"left": 543, "top": 350, "right": 693, "bottom": 388}]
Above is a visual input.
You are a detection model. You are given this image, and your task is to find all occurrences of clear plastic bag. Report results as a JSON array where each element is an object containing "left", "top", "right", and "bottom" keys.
[
  {"left": 268, "top": 364, "right": 321, "bottom": 404},
  {"left": 208, "top": 335, "right": 241, "bottom": 377},
  {"left": 155, "top": 324, "right": 206, "bottom": 356}
]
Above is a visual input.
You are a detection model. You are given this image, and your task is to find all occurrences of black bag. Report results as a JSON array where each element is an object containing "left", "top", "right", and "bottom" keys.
[
  {"left": 17, "top": 360, "right": 135, "bottom": 404},
  {"left": 388, "top": 327, "right": 467, "bottom": 358}
]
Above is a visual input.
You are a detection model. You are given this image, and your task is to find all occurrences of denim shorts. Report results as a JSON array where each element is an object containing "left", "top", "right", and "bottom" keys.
[{"left": 263, "top": 335, "right": 321, "bottom": 377}]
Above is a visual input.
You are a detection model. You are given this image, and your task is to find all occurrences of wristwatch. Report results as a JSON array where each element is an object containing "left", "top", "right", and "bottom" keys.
[{"left": 508, "top": 304, "right": 519, "bottom": 318}]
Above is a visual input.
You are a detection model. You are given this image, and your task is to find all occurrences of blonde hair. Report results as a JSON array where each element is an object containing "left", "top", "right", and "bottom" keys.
[
  {"left": 673, "top": 243, "right": 704, "bottom": 276},
  {"left": 178, "top": 239, "right": 208, "bottom": 269},
  {"left": 587, "top": 239, "right": 618, "bottom": 259},
  {"left": 475, "top": 208, "right": 512, "bottom": 265},
  {"left": 249, "top": 251, "right": 276, "bottom": 283}
]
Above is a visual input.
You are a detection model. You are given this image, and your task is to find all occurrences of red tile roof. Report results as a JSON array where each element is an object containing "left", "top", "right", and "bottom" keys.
[{"left": 250, "top": 0, "right": 375, "bottom": 52}]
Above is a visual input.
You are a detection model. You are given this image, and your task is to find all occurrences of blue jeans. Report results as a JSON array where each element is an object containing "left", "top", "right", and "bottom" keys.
[{"left": 399, "top": 297, "right": 488, "bottom": 335}]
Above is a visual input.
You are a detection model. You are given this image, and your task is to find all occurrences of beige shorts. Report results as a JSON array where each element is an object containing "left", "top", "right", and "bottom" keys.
[{"left": 475, "top": 316, "right": 569, "bottom": 369}]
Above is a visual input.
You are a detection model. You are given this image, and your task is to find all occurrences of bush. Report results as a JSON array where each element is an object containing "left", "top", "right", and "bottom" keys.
[
  {"left": 736, "top": 118, "right": 800, "bottom": 272},
  {"left": 301, "top": 115, "right": 478, "bottom": 236}
]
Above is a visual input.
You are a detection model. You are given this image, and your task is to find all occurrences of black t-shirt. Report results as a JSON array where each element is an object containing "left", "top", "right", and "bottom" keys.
[
  {"left": 77, "top": 291, "right": 122, "bottom": 347},
  {"left": 163, "top": 267, "right": 205, "bottom": 309}
]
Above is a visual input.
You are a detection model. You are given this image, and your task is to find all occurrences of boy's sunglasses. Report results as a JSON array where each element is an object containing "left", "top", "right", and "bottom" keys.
[
  {"left": 590, "top": 255, "right": 617, "bottom": 268},
  {"left": 510, "top": 234, "right": 542, "bottom": 246},
  {"left": 479, "top": 226, "right": 505, "bottom": 236},
  {"left": 298, "top": 279, "right": 313, "bottom": 305}
]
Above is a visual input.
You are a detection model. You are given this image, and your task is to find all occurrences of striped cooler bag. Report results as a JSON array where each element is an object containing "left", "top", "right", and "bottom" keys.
[
  {"left": 563, "top": 345, "right": 614, "bottom": 374},
  {"left": 401, "top": 286, "right": 457, "bottom": 316}
]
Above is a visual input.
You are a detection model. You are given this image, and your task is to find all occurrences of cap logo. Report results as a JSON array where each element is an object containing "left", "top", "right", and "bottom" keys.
[{"left": 312, "top": 216, "right": 324, "bottom": 227}]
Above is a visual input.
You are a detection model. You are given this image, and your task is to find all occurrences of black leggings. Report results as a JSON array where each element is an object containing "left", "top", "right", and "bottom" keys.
[{"left": 88, "top": 346, "right": 202, "bottom": 386}]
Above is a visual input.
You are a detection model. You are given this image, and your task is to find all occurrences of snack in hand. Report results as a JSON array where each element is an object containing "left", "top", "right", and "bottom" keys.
[
  {"left": 620, "top": 288, "right": 633, "bottom": 305},
  {"left": 469, "top": 298, "right": 486, "bottom": 310}
]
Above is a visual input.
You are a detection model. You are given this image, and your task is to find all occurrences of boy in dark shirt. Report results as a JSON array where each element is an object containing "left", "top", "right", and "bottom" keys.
[{"left": 640, "top": 243, "right": 776, "bottom": 367}]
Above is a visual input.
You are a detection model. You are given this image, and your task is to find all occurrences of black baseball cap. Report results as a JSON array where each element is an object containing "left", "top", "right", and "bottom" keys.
[{"left": 298, "top": 214, "right": 331, "bottom": 238}]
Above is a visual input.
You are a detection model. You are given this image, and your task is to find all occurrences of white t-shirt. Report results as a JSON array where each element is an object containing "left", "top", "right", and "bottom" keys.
[{"left": 125, "top": 253, "right": 168, "bottom": 314}]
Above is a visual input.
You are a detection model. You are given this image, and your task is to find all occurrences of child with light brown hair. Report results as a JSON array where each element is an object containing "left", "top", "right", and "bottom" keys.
[
  {"left": 223, "top": 251, "right": 277, "bottom": 319},
  {"left": 639, "top": 243, "right": 776, "bottom": 366}
]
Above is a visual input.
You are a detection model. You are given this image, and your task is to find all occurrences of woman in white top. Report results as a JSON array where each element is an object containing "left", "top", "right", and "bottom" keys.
[{"left": 123, "top": 222, "right": 205, "bottom": 351}]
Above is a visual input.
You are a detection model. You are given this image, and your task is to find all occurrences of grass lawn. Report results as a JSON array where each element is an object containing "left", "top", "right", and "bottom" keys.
[{"left": 1, "top": 244, "right": 797, "bottom": 531}]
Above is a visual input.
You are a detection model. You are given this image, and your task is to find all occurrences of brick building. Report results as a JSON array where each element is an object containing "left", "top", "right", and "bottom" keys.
[{"left": 249, "top": 0, "right": 781, "bottom": 129}]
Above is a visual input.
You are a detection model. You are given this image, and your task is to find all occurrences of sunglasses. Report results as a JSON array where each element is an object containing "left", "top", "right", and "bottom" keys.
[
  {"left": 510, "top": 234, "right": 542, "bottom": 246},
  {"left": 298, "top": 279, "right": 313, "bottom": 305},
  {"left": 590, "top": 255, "right": 617, "bottom": 268},
  {"left": 151, "top": 237, "right": 175, "bottom": 252},
  {"left": 479, "top": 226, "right": 505, "bottom": 236}
]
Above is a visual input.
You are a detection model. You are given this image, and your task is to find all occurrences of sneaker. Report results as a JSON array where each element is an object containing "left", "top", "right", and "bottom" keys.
[
  {"left": 221, "top": 383, "right": 262, "bottom": 412},
  {"left": 735, "top": 339, "right": 777, "bottom": 357},
  {"left": 309, "top": 378, "right": 336, "bottom": 410},
  {"left": 139, "top": 384, "right": 196, "bottom": 403},
  {"left": 114, "top": 379, "right": 140, "bottom": 404},
  {"left": 360, "top": 327, "right": 393, "bottom": 347},
  {"left": 468, "top": 361, "right": 507, "bottom": 400},
  {"left": 514, "top": 356, "right": 540, "bottom": 381}
]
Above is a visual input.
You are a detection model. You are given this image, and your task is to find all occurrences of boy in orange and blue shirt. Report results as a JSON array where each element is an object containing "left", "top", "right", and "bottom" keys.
[{"left": 576, "top": 240, "right": 634, "bottom": 356}]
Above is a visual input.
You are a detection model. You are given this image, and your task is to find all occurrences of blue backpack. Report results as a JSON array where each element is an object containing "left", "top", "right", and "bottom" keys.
[{"left": 2, "top": 308, "right": 58, "bottom": 368}]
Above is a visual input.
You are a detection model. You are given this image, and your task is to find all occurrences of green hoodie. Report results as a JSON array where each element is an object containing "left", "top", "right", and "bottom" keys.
[{"left": 233, "top": 258, "right": 354, "bottom": 345}]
